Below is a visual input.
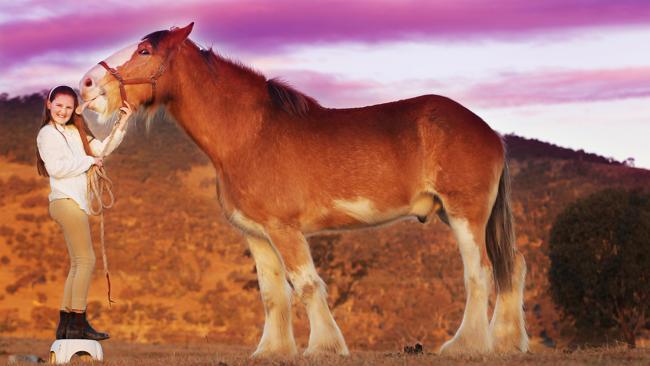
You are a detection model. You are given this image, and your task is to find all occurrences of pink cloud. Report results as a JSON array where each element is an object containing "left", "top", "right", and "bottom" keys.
[
  {"left": 461, "top": 67, "right": 650, "bottom": 107},
  {"left": 2, "top": 0, "right": 650, "bottom": 67},
  {"left": 265, "top": 67, "right": 650, "bottom": 109}
]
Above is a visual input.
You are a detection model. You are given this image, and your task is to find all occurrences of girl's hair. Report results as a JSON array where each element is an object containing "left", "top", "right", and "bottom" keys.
[{"left": 37, "top": 85, "right": 96, "bottom": 177}]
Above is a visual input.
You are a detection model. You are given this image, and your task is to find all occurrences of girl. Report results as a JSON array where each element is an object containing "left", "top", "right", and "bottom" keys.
[{"left": 36, "top": 85, "right": 131, "bottom": 340}]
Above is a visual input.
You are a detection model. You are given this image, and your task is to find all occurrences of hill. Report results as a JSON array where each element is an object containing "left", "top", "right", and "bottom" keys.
[{"left": 1, "top": 93, "right": 648, "bottom": 351}]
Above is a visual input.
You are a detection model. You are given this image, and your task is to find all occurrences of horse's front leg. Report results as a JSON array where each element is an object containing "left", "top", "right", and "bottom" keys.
[
  {"left": 268, "top": 228, "right": 349, "bottom": 356},
  {"left": 245, "top": 235, "right": 297, "bottom": 357}
]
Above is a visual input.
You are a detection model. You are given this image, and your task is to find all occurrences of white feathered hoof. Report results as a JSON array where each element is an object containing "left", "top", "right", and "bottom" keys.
[
  {"left": 490, "top": 251, "right": 529, "bottom": 354},
  {"left": 439, "top": 330, "right": 492, "bottom": 356},
  {"left": 251, "top": 340, "right": 298, "bottom": 359},
  {"left": 303, "top": 336, "right": 350, "bottom": 357},
  {"left": 490, "top": 324, "right": 528, "bottom": 354}
]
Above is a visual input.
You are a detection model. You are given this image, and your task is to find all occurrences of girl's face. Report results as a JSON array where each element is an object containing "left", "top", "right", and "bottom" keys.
[{"left": 47, "top": 94, "right": 75, "bottom": 125}]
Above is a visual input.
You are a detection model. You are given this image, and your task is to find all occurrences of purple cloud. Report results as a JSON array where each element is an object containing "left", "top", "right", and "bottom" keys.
[{"left": 2, "top": 0, "right": 650, "bottom": 67}]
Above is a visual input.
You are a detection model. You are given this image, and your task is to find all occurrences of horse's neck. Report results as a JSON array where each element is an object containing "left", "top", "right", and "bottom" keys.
[{"left": 166, "top": 51, "right": 267, "bottom": 164}]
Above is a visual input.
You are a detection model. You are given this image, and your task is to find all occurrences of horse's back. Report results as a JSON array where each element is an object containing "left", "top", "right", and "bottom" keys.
[{"left": 310, "top": 94, "right": 503, "bottom": 161}]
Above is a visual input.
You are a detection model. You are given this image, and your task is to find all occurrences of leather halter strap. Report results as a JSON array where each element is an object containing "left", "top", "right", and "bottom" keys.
[{"left": 98, "top": 47, "right": 177, "bottom": 105}]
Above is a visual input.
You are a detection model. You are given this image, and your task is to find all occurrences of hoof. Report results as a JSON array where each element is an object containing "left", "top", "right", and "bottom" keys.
[
  {"left": 490, "top": 326, "right": 529, "bottom": 354},
  {"left": 251, "top": 343, "right": 298, "bottom": 359},
  {"left": 439, "top": 333, "right": 491, "bottom": 356},
  {"left": 303, "top": 340, "right": 349, "bottom": 357}
]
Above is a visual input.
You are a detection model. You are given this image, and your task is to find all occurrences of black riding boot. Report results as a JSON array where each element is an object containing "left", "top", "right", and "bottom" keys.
[
  {"left": 65, "top": 311, "right": 110, "bottom": 341},
  {"left": 56, "top": 310, "right": 71, "bottom": 339}
]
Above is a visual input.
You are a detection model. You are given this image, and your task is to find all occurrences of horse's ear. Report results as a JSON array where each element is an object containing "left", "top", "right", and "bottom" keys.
[{"left": 167, "top": 22, "right": 194, "bottom": 48}]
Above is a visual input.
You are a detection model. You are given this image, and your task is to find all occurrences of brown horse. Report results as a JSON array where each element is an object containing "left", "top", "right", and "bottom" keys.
[{"left": 79, "top": 23, "right": 527, "bottom": 357}]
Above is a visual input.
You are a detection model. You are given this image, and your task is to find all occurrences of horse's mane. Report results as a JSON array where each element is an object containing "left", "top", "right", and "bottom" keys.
[
  {"left": 142, "top": 30, "right": 321, "bottom": 117},
  {"left": 266, "top": 78, "right": 320, "bottom": 117},
  {"left": 200, "top": 47, "right": 321, "bottom": 117}
]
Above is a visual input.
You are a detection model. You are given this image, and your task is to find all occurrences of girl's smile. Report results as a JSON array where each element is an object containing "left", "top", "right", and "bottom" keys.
[{"left": 48, "top": 94, "right": 75, "bottom": 125}]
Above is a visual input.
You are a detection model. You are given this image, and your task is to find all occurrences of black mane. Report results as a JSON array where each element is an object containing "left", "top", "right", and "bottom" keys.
[
  {"left": 194, "top": 43, "right": 321, "bottom": 117},
  {"left": 267, "top": 79, "right": 320, "bottom": 117}
]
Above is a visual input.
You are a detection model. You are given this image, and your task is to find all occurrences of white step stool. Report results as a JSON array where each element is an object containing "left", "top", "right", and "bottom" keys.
[{"left": 49, "top": 339, "right": 104, "bottom": 364}]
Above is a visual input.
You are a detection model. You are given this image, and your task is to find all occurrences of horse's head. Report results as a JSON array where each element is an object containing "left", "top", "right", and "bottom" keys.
[{"left": 79, "top": 23, "right": 194, "bottom": 123}]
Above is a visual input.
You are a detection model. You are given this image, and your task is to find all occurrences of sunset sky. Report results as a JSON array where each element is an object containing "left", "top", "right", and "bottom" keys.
[{"left": 1, "top": 1, "right": 649, "bottom": 168}]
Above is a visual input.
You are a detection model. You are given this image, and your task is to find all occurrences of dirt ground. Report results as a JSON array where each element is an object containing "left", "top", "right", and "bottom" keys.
[{"left": 1, "top": 337, "right": 649, "bottom": 366}]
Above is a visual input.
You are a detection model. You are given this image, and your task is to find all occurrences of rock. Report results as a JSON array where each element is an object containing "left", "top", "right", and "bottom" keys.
[{"left": 403, "top": 343, "right": 423, "bottom": 355}]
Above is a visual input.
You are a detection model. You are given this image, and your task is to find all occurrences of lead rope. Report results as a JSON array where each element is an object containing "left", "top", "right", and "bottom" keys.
[{"left": 87, "top": 120, "right": 125, "bottom": 308}]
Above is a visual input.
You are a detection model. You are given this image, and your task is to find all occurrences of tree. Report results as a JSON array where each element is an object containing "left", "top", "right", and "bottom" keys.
[
  {"left": 549, "top": 189, "right": 649, "bottom": 348},
  {"left": 624, "top": 157, "right": 635, "bottom": 168}
]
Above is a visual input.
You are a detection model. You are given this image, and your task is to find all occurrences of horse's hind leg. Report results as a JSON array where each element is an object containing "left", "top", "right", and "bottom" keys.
[
  {"left": 267, "top": 228, "right": 349, "bottom": 356},
  {"left": 490, "top": 250, "right": 528, "bottom": 353},
  {"left": 245, "top": 235, "right": 297, "bottom": 357},
  {"left": 439, "top": 207, "right": 493, "bottom": 355}
]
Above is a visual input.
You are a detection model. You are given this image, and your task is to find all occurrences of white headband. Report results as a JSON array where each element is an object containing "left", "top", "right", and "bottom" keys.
[{"left": 48, "top": 85, "right": 74, "bottom": 101}]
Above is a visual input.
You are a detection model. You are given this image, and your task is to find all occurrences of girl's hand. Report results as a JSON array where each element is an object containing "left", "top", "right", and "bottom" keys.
[
  {"left": 93, "top": 157, "right": 104, "bottom": 168},
  {"left": 116, "top": 101, "right": 133, "bottom": 130}
]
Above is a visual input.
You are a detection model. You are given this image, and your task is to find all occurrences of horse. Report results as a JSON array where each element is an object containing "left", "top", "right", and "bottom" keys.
[{"left": 79, "top": 23, "right": 528, "bottom": 357}]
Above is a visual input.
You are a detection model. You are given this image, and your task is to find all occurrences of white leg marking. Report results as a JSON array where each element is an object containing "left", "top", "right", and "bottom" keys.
[
  {"left": 490, "top": 251, "right": 529, "bottom": 353},
  {"left": 288, "top": 264, "right": 350, "bottom": 356},
  {"left": 440, "top": 217, "right": 492, "bottom": 355},
  {"left": 246, "top": 236, "right": 297, "bottom": 357}
]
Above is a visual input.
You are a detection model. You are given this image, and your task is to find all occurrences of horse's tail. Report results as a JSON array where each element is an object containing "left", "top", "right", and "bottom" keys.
[{"left": 485, "top": 161, "right": 516, "bottom": 292}]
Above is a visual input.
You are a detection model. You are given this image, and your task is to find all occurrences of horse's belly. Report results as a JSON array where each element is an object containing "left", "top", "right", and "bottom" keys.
[{"left": 302, "top": 197, "right": 412, "bottom": 232}]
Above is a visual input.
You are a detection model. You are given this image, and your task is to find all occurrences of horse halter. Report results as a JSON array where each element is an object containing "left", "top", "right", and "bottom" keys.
[{"left": 98, "top": 46, "right": 179, "bottom": 105}]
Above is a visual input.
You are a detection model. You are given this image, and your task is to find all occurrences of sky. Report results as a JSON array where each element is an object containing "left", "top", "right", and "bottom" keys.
[{"left": 1, "top": 0, "right": 649, "bottom": 168}]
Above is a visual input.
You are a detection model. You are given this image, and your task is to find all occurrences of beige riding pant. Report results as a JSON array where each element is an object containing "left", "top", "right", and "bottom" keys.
[{"left": 49, "top": 198, "right": 96, "bottom": 311}]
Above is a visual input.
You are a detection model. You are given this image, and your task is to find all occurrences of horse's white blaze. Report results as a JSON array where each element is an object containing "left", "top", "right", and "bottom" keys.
[
  {"left": 440, "top": 217, "right": 492, "bottom": 354},
  {"left": 333, "top": 197, "right": 380, "bottom": 223},
  {"left": 103, "top": 44, "right": 138, "bottom": 69},
  {"left": 81, "top": 43, "right": 137, "bottom": 94},
  {"left": 81, "top": 64, "right": 107, "bottom": 93},
  {"left": 287, "top": 264, "right": 349, "bottom": 356},
  {"left": 79, "top": 44, "right": 138, "bottom": 122},
  {"left": 78, "top": 61, "right": 109, "bottom": 117}
]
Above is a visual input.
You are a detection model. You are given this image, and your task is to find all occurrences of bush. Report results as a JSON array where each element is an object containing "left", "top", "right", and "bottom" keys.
[{"left": 549, "top": 189, "right": 650, "bottom": 347}]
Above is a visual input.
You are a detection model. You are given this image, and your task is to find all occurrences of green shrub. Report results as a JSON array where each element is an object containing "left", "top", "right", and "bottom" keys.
[{"left": 549, "top": 189, "right": 650, "bottom": 347}]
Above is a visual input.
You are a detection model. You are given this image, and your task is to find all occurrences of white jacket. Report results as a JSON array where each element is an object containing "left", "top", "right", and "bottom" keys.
[{"left": 37, "top": 123, "right": 125, "bottom": 214}]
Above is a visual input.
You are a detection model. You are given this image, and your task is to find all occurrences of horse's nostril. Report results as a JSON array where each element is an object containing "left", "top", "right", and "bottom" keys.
[{"left": 84, "top": 78, "right": 93, "bottom": 87}]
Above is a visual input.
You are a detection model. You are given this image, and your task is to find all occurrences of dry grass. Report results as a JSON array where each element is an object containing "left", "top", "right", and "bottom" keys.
[{"left": 1, "top": 337, "right": 649, "bottom": 366}]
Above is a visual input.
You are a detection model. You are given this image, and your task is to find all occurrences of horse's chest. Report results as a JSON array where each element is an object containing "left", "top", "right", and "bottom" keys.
[{"left": 214, "top": 176, "right": 268, "bottom": 238}]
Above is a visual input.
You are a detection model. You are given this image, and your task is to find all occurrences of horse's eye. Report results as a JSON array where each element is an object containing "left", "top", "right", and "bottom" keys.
[{"left": 139, "top": 49, "right": 150, "bottom": 55}]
